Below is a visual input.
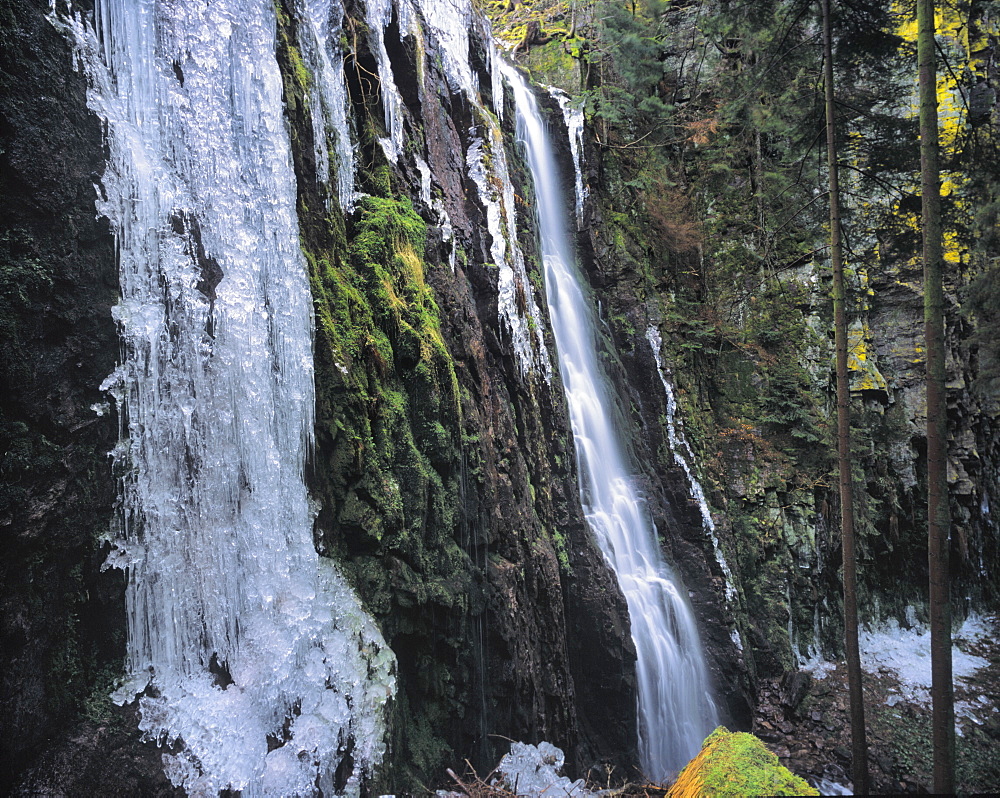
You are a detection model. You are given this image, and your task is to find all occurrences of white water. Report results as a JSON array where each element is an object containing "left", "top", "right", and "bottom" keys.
[
  {"left": 58, "top": 1, "right": 394, "bottom": 794},
  {"left": 301, "top": 0, "right": 358, "bottom": 210},
  {"left": 353, "top": 0, "right": 548, "bottom": 374},
  {"left": 466, "top": 127, "right": 552, "bottom": 380},
  {"left": 500, "top": 63, "right": 717, "bottom": 782},
  {"left": 646, "top": 326, "right": 738, "bottom": 608}
]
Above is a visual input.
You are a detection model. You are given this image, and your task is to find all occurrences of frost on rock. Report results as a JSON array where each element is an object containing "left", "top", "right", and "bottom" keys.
[
  {"left": 57, "top": 1, "right": 395, "bottom": 794},
  {"left": 859, "top": 611, "right": 992, "bottom": 732},
  {"left": 466, "top": 125, "right": 552, "bottom": 381},
  {"left": 493, "top": 742, "right": 591, "bottom": 796},
  {"left": 411, "top": 0, "right": 506, "bottom": 116}
]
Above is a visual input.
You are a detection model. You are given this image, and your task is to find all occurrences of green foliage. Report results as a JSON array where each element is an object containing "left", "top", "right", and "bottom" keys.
[{"left": 309, "top": 194, "right": 460, "bottom": 557}]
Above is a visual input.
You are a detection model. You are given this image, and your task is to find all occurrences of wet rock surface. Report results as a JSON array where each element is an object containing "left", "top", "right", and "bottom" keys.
[
  {"left": 12, "top": 704, "right": 182, "bottom": 798},
  {"left": 1, "top": 0, "right": 125, "bottom": 788}
]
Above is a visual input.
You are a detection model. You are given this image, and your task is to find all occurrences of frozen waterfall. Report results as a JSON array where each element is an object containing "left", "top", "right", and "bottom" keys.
[
  {"left": 58, "top": 1, "right": 395, "bottom": 794},
  {"left": 500, "top": 63, "right": 718, "bottom": 782}
]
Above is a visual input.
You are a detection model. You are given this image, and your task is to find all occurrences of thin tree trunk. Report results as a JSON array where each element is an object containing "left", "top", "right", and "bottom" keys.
[
  {"left": 917, "top": 0, "right": 955, "bottom": 792},
  {"left": 821, "top": 0, "right": 868, "bottom": 792}
]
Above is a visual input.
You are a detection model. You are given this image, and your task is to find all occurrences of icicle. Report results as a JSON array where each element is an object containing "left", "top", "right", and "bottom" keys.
[
  {"left": 364, "top": 0, "right": 407, "bottom": 162},
  {"left": 466, "top": 126, "right": 552, "bottom": 380},
  {"left": 549, "top": 87, "right": 587, "bottom": 228},
  {"left": 301, "top": 0, "right": 358, "bottom": 209},
  {"left": 57, "top": 1, "right": 395, "bottom": 794}
]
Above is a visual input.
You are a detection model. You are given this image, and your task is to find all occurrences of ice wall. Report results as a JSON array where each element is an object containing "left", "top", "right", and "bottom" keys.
[{"left": 58, "top": 1, "right": 395, "bottom": 794}]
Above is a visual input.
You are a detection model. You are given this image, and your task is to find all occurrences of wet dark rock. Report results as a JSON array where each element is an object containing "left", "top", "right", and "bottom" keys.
[
  {"left": 780, "top": 669, "right": 812, "bottom": 714},
  {"left": 1, "top": 0, "right": 130, "bottom": 789},
  {"left": 169, "top": 211, "right": 224, "bottom": 302},
  {"left": 13, "top": 704, "right": 183, "bottom": 798}
]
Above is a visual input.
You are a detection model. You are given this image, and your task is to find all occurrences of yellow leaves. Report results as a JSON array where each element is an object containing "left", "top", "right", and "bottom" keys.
[
  {"left": 893, "top": 0, "right": 976, "bottom": 152},
  {"left": 943, "top": 229, "right": 963, "bottom": 265}
]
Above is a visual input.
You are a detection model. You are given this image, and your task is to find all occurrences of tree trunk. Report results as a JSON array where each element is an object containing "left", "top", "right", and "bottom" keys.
[
  {"left": 917, "top": 0, "right": 956, "bottom": 792},
  {"left": 822, "top": 0, "right": 869, "bottom": 792}
]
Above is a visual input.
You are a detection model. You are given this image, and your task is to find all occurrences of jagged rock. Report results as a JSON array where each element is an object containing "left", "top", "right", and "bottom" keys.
[{"left": 779, "top": 670, "right": 812, "bottom": 714}]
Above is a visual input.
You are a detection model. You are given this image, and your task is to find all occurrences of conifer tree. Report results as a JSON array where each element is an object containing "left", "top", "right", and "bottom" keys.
[
  {"left": 917, "top": 0, "right": 955, "bottom": 791},
  {"left": 821, "top": 0, "right": 868, "bottom": 791}
]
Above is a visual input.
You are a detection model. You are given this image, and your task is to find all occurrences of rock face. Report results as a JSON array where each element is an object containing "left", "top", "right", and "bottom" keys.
[
  {"left": 0, "top": 0, "right": 124, "bottom": 788},
  {"left": 3, "top": 0, "right": 997, "bottom": 793},
  {"left": 272, "top": 0, "right": 638, "bottom": 785},
  {"left": 490, "top": 0, "right": 999, "bottom": 733},
  {"left": 2, "top": 0, "right": 637, "bottom": 792}
]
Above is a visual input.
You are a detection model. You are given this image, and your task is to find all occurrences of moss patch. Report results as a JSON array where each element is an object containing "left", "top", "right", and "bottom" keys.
[{"left": 668, "top": 726, "right": 818, "bottom": 797}]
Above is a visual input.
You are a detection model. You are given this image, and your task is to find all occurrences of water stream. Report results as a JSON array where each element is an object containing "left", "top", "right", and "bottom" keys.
[{"left": 500, "top": 63, "right": 718, "bottom": 782}]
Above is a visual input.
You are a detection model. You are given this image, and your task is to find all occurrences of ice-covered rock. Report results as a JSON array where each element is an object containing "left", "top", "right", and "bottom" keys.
[{"left": 493, "top": 742, "right": 591, "bottom": 796}]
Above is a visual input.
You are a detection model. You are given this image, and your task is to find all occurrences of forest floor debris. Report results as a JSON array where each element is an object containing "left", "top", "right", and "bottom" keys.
[{"left": 755, "top": 613, "right": 1000, "bottom": 794}]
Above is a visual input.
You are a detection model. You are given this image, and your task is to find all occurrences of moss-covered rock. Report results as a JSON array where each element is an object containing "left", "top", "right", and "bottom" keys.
[{"left": 668, "top": 726, "right": 818, "bottom": 797}]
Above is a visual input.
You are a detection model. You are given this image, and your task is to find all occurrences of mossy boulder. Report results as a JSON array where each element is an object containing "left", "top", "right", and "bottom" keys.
[{"left": 668, "top": 727, "right": 818, "bottom": 797}]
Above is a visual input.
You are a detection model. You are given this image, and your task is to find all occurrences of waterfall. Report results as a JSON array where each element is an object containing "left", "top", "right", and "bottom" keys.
[
  {"left": 499, "top": 63, "right": 718, "bottom": 782},
  {"left": 58, "top": 2, "right": 394, "bottom": 795},
  {"left": 645, "top": 328, "right": 739, "bottom": 608}
]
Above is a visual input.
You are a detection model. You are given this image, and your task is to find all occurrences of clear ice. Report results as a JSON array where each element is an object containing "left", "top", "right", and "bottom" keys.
[
  {"left": 549, "top": 87, "right": 588, "bottom": 228},
  {"left": 57, "top": 1, "right": 395, "bottom": 794},
  {"left": 301, "top": 0, "right": 359, "bottom": 210}
]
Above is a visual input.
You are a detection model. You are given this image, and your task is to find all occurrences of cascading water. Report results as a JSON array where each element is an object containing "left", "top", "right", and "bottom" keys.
[
  {"left": 57, "top": 1, "right": 394, "bottom": 794},
  {"left": 646, "top": 328, "right": 740, "bottom": 613},
  {"left": 499, "top": 63, "right": 718, "bottom": 782}
]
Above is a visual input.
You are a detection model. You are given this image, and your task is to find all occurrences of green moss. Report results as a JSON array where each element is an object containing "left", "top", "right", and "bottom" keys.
[
  {"left": 669, "top": 726, "right": 818, "bottom": 797},
  {"left": 549, "top": 527, "right": 571, "bottom": 572},
  {"left": 273, "top": 0, "right": 312, "bottom": 104},
  {"left": 524, "top": 38, "right": 580, "bottom": 90},
  {"left": 290, "top": 143, "right": 466, "bottom": 787}
]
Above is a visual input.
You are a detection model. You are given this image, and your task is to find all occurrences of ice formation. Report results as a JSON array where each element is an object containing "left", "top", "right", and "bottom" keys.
[
  {"left": 550, "top": 87, "right": 588, "bottom": 228},
  {"left": 365, "top": 0, "right": 408, "bottom": 162},
  {"left": 56, "top": 1, "right": 395, "bottom": 793},
  {"left": 860, "top": 612, "right": 992, "bottom": 731},
  {"left": 801, "top": 610, "right": 996, "bottom": 734},
  {"left": 466, "top": 127, "right": 552, "bottom": 380},
  {"left": 358, "top": 0, "right": 548, "bottom": 375},
  {"left": 647, "top": 326, "right": 739, "bottom": 606},
  {"left": 301, "top": 0, "right": 358, "bottom": 209},
  {"left": 494, "top": 742, "right": 591, "bottom": 796}
]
